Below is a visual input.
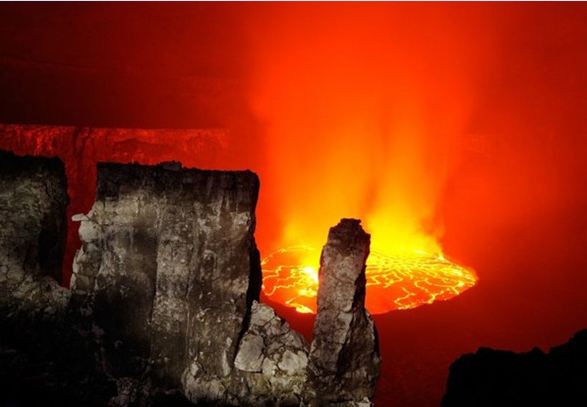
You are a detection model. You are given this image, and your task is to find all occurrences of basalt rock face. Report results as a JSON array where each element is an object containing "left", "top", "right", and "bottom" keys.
[
  {"left": 442, "top": 329, "right": 587, "bottom": 407},
  {"left": 306, "top": 219, "right": 381, "bottom": 405},
  {"left": 71, "top": 162, "right": 263, "bottom": 394},
  {"left": 70, "top": 161, "right": 314, "bottom": 405},
  {"left": 0, "top": 150, "right": 69, "bottom": 318},
  {"left": 0, "top": 152, "right": 105, "bottom": 406}
]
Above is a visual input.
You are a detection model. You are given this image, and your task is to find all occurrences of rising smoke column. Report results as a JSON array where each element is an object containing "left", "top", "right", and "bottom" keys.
[{"left": 246, "top": 4, "right": 497, "bottom": 256}]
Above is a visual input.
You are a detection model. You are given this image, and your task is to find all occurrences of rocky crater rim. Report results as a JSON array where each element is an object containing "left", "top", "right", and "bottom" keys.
[{"left": 0, "top": 151, "right": 381, "bottom": 406}]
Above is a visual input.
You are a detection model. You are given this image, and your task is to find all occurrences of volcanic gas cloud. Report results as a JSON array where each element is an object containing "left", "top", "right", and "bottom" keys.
[{"left": 247, "top": 5, "right": 486, "bottom": 313}]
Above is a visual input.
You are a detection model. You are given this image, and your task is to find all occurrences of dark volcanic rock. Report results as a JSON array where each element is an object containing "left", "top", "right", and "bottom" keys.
[
  {"left": 1, "top": 155, "right": 383, "bottom": 406},
  {"left": 71, "top": 162, "right": 262, "bottom": 391},
  {"left": 0, "top": 150, "right": 69, "bottom": 317},
  {"left": 306, "top": 219, "right": 381, "bottom": 405},
  {"left": 442, "top": 329, "right": 587, "bottom": 407},
  {"left": 0, "top": 151, "right": 111, "bottom": 406},
  {"left": 71, "top": 161, "right": 312, "bottom": 405}
]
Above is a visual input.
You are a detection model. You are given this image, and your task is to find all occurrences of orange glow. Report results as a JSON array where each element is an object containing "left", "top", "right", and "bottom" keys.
[
  {"left": 261, "top": 246, "right": 476, "bottom": 315},
  {"left": 0, "top": 5, "right": 498, "bottom": 309},
  {"left": 247, "top": 5, "right": 486, "bottom": 313},
  {"left": 1, "top": 4, "right": 587, "bottom": 406}
]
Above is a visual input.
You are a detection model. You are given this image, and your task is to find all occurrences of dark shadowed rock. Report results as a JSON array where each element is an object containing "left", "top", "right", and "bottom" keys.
[
  {"left": 0, "top": 150, "right": 69, "bottom": 317},
  {"left": 306, "top": 218, "right": 381, "bottom": 406},
  {"left": 1, "top": 155, "right": 383, "bottom": 406},
  {"left": 442, "top": 329, "right": 587, "bottom": 407},
  {"left": 70, "top": 161, "right": 314, "bottom": 405},
  {"left": 0, "top": 151, "right": 113, "bottom": 406},
  {"left": 71, "top": 162, "right": 261, "bottom": 391}
]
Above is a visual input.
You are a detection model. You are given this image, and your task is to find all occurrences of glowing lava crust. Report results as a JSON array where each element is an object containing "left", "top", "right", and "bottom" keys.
[{"left": 261, "top": 246, "right": 477, "bottom": 314}]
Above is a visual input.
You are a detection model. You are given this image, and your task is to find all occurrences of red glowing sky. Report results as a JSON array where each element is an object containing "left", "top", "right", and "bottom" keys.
[{"left": 1, "top": 4, "right": 587, "bottom": 406}]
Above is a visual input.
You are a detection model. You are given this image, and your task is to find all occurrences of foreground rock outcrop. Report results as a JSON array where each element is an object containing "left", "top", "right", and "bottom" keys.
[
  {"left": 306, "top": 219, "right": 381, "bottom": 405},
  {"left": 0, "top": 150, "right": 69, "bottom": 318},
  {"left": 442, "top": 329, "right": 587, "bottom": 407},
  {"left": 0, "top": 154, "right": 381, "bottom": 406},
  {"left": 0, "top": 152, "right": 106, "bottom": 406},
  {"left": 72, "top": 162, "right": 261, "bottom": 385}
]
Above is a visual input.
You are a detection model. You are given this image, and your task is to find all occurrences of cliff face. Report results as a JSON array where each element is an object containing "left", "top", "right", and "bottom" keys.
[
  {"left": 0, "top": 150, "right": 69, "bottom": 317},
  {"left": 0, "top": 152, "right": 381, "bottom": 406},
  {"left": 71, "top": 162, "right": 313, "bottom": 405},
  {"left": 71, "top": 162, "right": 262, "bottom": 391},
  {"left": 0, "top": 151, "right": 95, "bottom": 406}
]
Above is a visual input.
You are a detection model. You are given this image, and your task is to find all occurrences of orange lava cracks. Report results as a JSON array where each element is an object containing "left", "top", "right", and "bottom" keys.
[{"left": 261, "top": 246, "right": 477, "bottom": 315}]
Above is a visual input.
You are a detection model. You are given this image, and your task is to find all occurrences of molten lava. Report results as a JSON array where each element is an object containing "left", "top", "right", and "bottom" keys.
[{"left": 262, "top": 246, "right": 476, "bottom": 315}]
